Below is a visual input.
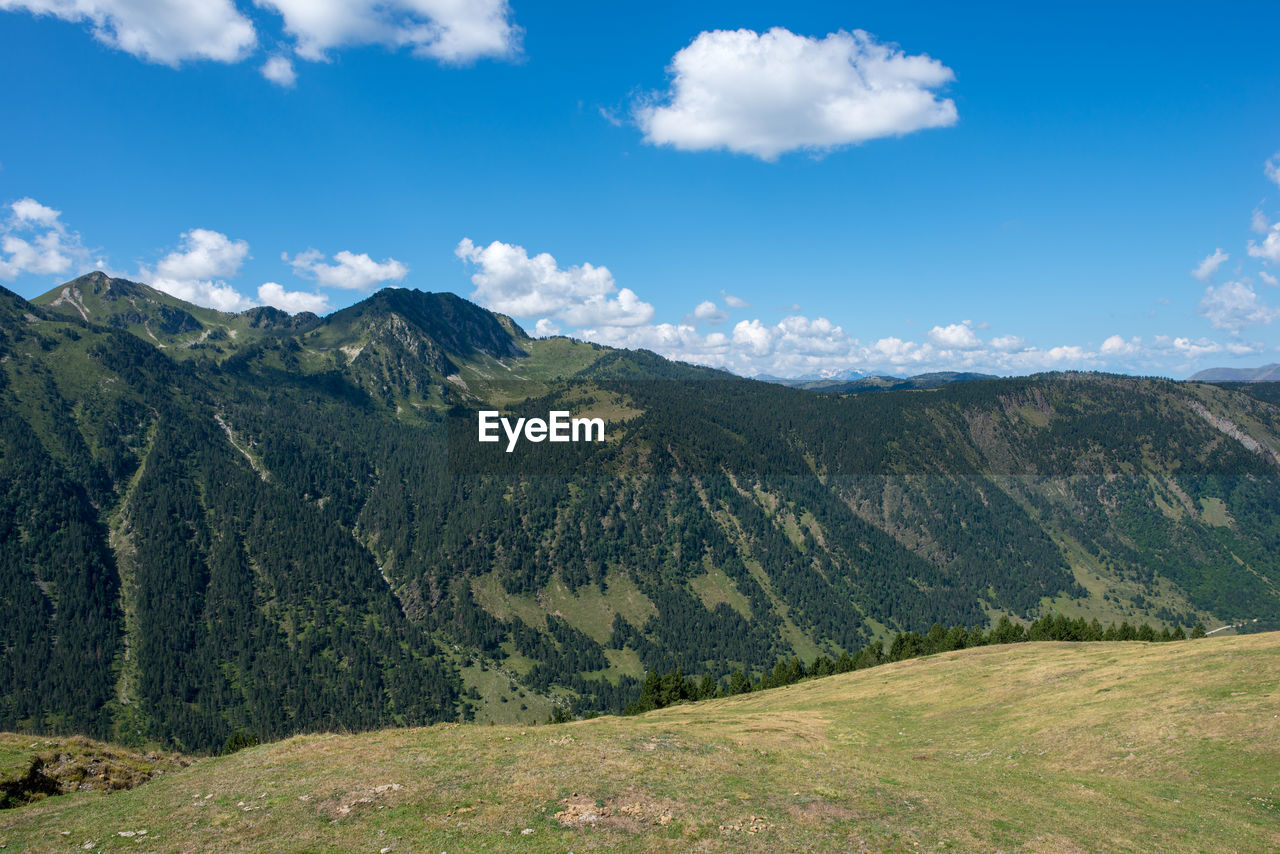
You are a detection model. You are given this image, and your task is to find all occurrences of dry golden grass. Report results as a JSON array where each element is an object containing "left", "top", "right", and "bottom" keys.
[{"left": 2, "top": 634, "right": 1277, "bottom": 852}]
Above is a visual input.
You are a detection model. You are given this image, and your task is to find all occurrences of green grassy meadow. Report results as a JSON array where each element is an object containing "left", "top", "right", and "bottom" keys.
[{"left": 2, "top": 634, "right": 1277, "bottom": 852}]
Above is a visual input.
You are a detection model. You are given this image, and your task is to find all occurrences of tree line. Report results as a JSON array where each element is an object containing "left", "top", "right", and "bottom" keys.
[{"left": 622, "top": 613, "right": 1206, "bottom": 715}]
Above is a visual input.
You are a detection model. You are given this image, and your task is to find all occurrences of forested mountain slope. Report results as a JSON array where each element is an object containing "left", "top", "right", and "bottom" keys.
[{"left": 4, "top": 273, "right": 1280, "bottom": 750}]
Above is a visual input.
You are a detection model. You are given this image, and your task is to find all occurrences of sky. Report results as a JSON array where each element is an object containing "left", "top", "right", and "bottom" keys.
[{"left": 1, "top": 1, "right": 1279, "bottom": 379}]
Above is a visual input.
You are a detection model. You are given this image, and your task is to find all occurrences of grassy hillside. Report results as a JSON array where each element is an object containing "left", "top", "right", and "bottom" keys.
[{"left": 2, "top": 633, "right": 1276, "bottom": 853}]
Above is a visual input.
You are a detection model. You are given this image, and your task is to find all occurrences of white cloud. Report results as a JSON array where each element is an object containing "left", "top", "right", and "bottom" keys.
[
  {"left": 572, "top": 309, "right": 1230, "bottom": 377},
  {"left": 456, "top": 238, "right": 654, "bottom": 327},
  {"left": 1248, "top": 219, "right": 1280, "bottom": 264},
  {"left": 1192, "top": 248, "right": 1229, "bottom": 282},
  {"left": 1253, "top": 209, "right": 1271, "bottom": 234},
  {"left": 635, "top": 27, "right": 957, "bottom": 160},
  {"left": 1163, "top": 336, "right": 1223, "bottom": 359},
  {"left": 0, "top": 197, "right": 93, "bottom": 280},
  {"left": 150, "top": 275, "right": 249, "bottom": 312},
  {"left": 1041, "top": 345, "right": 1089, "bottom": 363},
  {"left": 774, "top": 315, "right": 851, "bottom": 355},
  {"left": 257, "top": 281, "right": 327, "bottom": 314},
  {"left": 145, "top": 228, "right": 254, "bottom": 311},
  {"left": 1267, "top": 152, "right": 1280, "bottom": 189},
  {"left": 731, "top": 318, "right": 776, "bottom": 355},
  {"left": 259, "top": 0, "right": 520, "bottom": 63},
  {"left": 1197, "top": 280, "right": 1279, "bottom": 333},
  {"left": 869, "top": 335, "right": 919, "bottom": 363},
  {"left": 1144, "top": 335, "right": 1263, "bottom": 363},
  {"left": 1100, "top": 334, "right": 1140, "bottom": 356},
  {"left": 533, "top": 318, "right": 559, "bottom": 337},
  {"left": 1, "top": 234, "right": 77, "bottom": 278},
  {"left": 455, "top": 159, "right": 1280, "bottom": 377},
  {"left": 10, "top": 197, "right": 60, "bottom": 226},
  {"left": 132, "top": 231, "right": 334, "bottom": 314},
  {"left": 927, "top": 321, "right": 982, "bottom": 349},
  {"left": 559, "top": 287, "right": 653, "bottom": 327},
  {"left": 692, "top": 299, "right": 728, "bottom": 324},
  {"left": 567, "top": 297, "right": 1136, "bottom": 377},
  {"left": 1, "top": 0, "right": 520, "bottom": 75},
  {"left": 610, "top": 312, "right": 859, "bottom": 376},
  {"left": 154, "top": 227, "right": 247, "bottom": 282},
  {"left": 287, "top": 248, "right": 408, "bottom": 290},
  {"left": 260, "top": 54, "right": 296, "bottom": 87},
  {"left": 0, "top": 0, "right": 255, "bottom": 65},
  {"left": 585, "top": 322, "right": 712, "bottom": 357}
]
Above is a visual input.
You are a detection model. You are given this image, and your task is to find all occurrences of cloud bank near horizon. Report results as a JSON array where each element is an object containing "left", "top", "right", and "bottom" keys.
[
  {"left": 449, "top": 234, "right": 1269, "bottom": 378},
  {"left": 6, "top": 148, "right": 1280, "bottom": 378},
  {"left": 0, "top": 209, "right": 406, "bottom": 317}
]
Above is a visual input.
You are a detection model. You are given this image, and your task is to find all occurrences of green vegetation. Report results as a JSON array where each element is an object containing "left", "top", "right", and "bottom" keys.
[
  {"left": 626, "top": 612, "right": 1192, "bottom": 714},
  {"left": 5, "top": 275, "right": 1280, "bottom": 751},
  {"left": 29, "top": 272, "right": 321, "bottom": 359},
  {"left": 1, "top": 634, "right": 1276, "bottom": 852},
  {"left": 0, "top": 733, "right": 189, "bottom": 810}
]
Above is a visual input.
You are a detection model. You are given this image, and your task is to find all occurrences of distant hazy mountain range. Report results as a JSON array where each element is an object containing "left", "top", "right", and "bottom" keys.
[
  {"left": 1189, "top": 364, "right": 1280, "bottom": 382},
  {"left": 753, "top": 367, "right": 870, "bottom": 383},
  {"left": 3, "top": 271, "right": 1280, "bottom": 752},
  {"left": 759, "top": 371, "right": 998, "bottom": 393}
]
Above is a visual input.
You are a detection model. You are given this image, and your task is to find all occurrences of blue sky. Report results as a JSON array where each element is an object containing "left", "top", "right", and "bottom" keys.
[{"left": 1, "top": 1, "right": 1279, "bottom": 378}]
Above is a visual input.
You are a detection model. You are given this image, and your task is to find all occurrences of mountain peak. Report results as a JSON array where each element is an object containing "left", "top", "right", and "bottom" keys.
[
  {"left": 326, "top": 288, "right": 528, "bottom": 362},
  {"left": 29, "top": 275, "right": 531, "bottom": 370},
  {"left": 32, "top": 271, "right": 219, "bottom": 350},
  {"left": 240, "top": 305, "right": 322, "bottom": 331},
  {"left": 56, "top": 270, "right": 162, "bottom": 303}
]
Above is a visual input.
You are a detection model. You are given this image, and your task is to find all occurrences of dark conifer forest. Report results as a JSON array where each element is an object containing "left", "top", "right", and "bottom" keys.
[{"left": 2, "top": 273, "right": 1279, "bottom": 751}]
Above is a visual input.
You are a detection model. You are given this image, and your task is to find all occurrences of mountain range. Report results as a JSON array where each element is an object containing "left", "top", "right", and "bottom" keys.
[
  {"left": 1188, "top": 364, "right": 1280, "bottom": 382},
  {"left": 761, "top": 371, "right": 998, "bottom": 393},
  {"left": 3, "top": 272, "right": 1280, "bottom": 752}
]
